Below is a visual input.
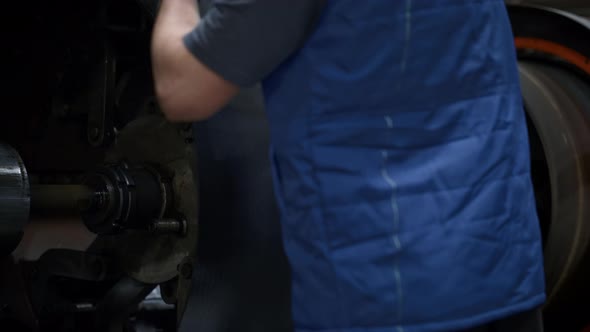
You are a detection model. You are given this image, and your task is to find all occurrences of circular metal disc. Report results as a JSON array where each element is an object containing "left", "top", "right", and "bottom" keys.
[{"left": 89, "top": 115, "right": 198, "bottom": 284}]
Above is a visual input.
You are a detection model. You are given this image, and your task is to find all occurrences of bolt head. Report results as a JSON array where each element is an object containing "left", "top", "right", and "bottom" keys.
[{"left": 179, "top": 262, "right": 193, "bottom": 279}]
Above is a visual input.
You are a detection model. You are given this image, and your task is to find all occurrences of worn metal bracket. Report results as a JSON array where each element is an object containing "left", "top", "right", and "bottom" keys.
[{"left": 87, "top": 41, "right": 117, "bottom": 147}]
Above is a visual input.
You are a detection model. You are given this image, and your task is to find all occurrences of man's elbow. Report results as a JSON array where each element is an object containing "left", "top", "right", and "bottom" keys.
[
  {"left": 155, "top": 82, "right": 215, "bottom": 122},
  {"left": 159, "top": 99, "right": 212, "bottom": 123}
]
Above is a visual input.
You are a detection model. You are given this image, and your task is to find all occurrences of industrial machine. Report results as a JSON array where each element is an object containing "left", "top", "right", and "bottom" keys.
[
  {"left": 0, "top": 1, "right": 589, "bottom": 331},
  {"left": 1, "top": 1, "right": 197, "bottom": 331}
]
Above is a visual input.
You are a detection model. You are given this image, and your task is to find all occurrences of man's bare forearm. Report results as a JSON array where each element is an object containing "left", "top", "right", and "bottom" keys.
[
  {"left": 153, "top": 0, "right": 199, "bottom": 39},
  {"left": 152, "top": 0, "right": 199, "bottom": 87},
  {"left": 158, "top": 0, "right": 199, "bottom": 27},
  {"left": 151, "top": 0, "right": 239, "bottom": 121}
]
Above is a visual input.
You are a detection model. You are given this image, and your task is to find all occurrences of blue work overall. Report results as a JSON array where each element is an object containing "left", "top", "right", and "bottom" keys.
[{"left": 262, "top": 1, "right": 546, "bottom": 331}]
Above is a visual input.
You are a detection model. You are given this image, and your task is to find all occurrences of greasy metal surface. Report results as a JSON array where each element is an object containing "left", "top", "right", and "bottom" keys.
[
  {"left": 519, "top": 62, "right": 590, "bottom": 309},
  {"left": 90, "top": 114, "right": 198, "bottom": 284},
  {"left": 0, "top": 144, "right": 30, "bottom": 255}
]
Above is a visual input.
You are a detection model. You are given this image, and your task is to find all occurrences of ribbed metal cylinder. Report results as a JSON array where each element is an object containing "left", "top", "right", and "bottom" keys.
[{"left": 0, "top": 144, "right": 30, "bottom": 255}]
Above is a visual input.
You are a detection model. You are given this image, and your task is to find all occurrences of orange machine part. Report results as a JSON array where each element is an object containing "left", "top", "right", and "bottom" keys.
[{"left": 515, "top": 37, "right": 590, "bottom": 76}]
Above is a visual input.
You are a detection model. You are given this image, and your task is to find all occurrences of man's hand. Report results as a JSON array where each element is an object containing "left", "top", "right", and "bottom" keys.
[{"left": 151, "top": 0, "right": 239, "bottom": 122}]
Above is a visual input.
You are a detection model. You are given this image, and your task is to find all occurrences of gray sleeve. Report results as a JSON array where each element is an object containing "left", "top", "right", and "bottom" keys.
[{"left": 183, "top": 0, "right": 326, "bottom": 87}]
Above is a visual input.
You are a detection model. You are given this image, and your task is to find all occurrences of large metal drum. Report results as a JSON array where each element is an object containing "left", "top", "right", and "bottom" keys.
[{"left": 510, "top": 5, "right": 590, "bottom": 330}]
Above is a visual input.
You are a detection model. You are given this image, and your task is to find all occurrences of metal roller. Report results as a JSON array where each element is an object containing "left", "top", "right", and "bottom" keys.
[
  {"left": 0, "top": 144, "right": 30, "bottom": 255},
  {"left": 30, "top": 184, "right": 94, "bottom": 215},
  {"left": 508, "top": 6, "right": 590, "bottom": 330}
]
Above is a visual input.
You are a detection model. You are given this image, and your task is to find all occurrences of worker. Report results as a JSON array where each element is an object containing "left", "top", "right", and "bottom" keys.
[{"left": 151, "top": 1, "right": 546, "bottom": 331}]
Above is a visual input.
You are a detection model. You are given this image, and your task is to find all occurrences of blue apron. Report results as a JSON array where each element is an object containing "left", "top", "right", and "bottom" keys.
[{"left": 262, "top": 1, "right": 546, "bottom": 331}]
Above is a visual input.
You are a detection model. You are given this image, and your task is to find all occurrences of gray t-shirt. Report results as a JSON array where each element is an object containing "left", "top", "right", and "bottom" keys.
[{"left": 183, "top": 0, "right": 327, "bottom": 87}]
